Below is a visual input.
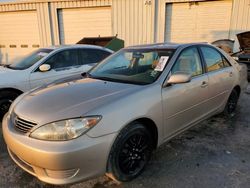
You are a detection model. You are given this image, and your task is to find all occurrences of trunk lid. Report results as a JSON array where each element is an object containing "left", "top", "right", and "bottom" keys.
[{"left": 237, "top": 31, "right": 250, "bottom": 51}]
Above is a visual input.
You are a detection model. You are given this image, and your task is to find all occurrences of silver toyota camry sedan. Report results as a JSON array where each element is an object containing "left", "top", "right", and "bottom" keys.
[{"left": 3, "top": 43, "right": 248, "bottom": 185}]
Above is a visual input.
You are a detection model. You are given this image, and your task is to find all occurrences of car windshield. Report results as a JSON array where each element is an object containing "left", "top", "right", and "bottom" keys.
[
  {"left": 89, "top": 48, "right": 175, "bottom": 85},
  {"left": 9, "top": 48, "right": 53, "bottom": 70}
]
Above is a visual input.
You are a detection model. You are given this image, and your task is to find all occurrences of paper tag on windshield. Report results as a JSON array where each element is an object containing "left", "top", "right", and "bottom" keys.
[
  {"left": 38, "top": 52, "right": 48, "bottom": 57},
  {"left": 154, "top": 56, "right": 169, "bottom": 71}
]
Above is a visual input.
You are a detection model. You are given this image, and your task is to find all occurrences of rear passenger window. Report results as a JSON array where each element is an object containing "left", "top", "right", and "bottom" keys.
[
  {"left": 79, "top": 49, "right": 111, "bottom": 65},
  {"left": 200, "top": 47, "right": 226, "bottom": 72}
]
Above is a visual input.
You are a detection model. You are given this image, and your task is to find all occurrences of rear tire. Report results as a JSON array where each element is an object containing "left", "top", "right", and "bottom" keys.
[
  {"left": 223, "top": 89, "right": 239, "bottom": 117},
  {"left": 0, "top": 91, "right": 19, "bottom": 120},
  {"left": 106, "top": 122, "right": 153, "bottom": 182}
]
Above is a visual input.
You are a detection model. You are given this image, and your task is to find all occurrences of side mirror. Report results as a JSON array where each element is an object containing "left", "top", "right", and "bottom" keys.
[
  {"left": 166, "top": 72, "right": 192, "bottom": 85},
  {"left": 39, "top": 64, "right": 51, "bottom": 72}
]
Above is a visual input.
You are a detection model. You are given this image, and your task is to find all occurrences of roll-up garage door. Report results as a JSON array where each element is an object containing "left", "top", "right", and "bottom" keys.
[
  {"left": 0, "top": 11, "right": 40, "bottom": 64},
  {"left": 165, "top": 0, "right": 232, "bottom": 43},
  {"left": 58, "top": 7, "right": 112, "bottom": 45}
]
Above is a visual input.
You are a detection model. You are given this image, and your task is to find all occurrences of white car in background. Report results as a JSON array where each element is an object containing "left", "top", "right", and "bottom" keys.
[{"left": 0, "top": 45, "right": 113, "bottom": 118}]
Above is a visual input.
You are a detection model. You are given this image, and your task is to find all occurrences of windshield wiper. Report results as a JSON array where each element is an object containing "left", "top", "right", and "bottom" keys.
[
  {"left": 113, "top": 66, "right": 127, "bottom": 69},
  {"left": 90, "top": 75, "right": 148, "bottom": 85}
]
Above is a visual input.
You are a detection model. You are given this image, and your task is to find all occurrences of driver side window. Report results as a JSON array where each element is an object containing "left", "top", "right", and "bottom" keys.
[
  {"left": 43, "top": 49, "right": 79, "bottom": 70},
  {"left": 172, "top": 47, "right": 203, "bottom": 77}
]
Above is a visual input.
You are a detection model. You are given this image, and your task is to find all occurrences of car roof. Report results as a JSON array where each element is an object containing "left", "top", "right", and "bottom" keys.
[
  {"left": 126, "top": 42, "right": 209, "bottom": 50},
  {"left": 42, "top": 44, "right": 113, "bottom": 52}
]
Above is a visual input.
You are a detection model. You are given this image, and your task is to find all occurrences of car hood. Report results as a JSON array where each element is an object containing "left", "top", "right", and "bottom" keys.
[
  {"left": 14, "top": 78, "right": 140, "bottom": 125},
  {"left": 237, "top": 31, "right": 250, "bottom": 50},
  {"left": 211, "top": 39, "right": 234, "bottom": 54}
]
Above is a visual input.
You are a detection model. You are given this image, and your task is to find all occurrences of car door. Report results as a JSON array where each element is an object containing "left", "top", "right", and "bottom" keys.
[
  {"left": 199, "top": 46, "right": 235, "bottom": 112},
  {"left": 78, "top": 48, "right": 112, "bottom": 72},
  {"left": 29, "top": 49, "right": 80, "bottom": 89},
  {"left": 161, "top": 47, "right": 209, "bottom": 138}
]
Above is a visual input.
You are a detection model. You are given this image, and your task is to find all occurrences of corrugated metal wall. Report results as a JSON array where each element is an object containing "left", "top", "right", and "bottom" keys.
[
  {"left": 49, "top": 0, "right": 111, "bottom": 45},
  {"left": 57, "top": 7, "right": 112, "bottom": 44},
  {"left": 0, "top": 0, "right": 249, "bottom": 51},
  {"left": 0, "top": 0, "right": 111, "bottom": 47},
  {"left": 230, "top": 0, "right": 250, "bottom": 51},
  {"left": 156, "top": 0, "right": 208, "bottom": 43},
  {"left": 0, "top": 10, "right": 40, "bottom": 63},
  {"left": 0, "top": 0, "right": 112, "bottom": 63},
  {"left": 0, "top": 2, "right": 51, "bottom": 47},
  {"left": 112, "top": 0, "right": 209, "bottom": 46},
  {"left": 0, "top": 0, "right": 233, "bottom": 48},
  {"left": 164, "top": 0, "right": 232, "bottom": 43},
  {"left": 112, "top": 0, "right": 155, "bottom": 46}
]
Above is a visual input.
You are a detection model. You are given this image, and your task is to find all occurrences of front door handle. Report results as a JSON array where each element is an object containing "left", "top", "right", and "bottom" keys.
[{"left": 201, "top": 81, "right": 208, "bottom": 88}]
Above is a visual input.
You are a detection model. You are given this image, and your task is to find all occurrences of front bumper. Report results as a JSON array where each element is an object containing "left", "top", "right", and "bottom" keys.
[{"left": 2, "top": 114, "right": 117, "bottom": 185}]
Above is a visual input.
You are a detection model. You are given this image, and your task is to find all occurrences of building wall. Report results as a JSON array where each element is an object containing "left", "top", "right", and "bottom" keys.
[
  {"left": 156, "top": 0, "right": 216, "bottom": 43},
  {"left": 158, "top": 0, "right": 250, "bottom": 51},
  {"left": 49, "top": 0, "right": 111, "bottom": 45},
  {"left": 112, "top": 0, "right": 207, "bottom": 46},
  {"left": 0, "top": 0, "right": 249, "bottom": 63},
  {"left": 0, "top": 0, "right": 112, "bottom": 63},
  {"left": 0, "top": 2, "right": 51, "bottom": 47},
  {"left": 0, "top": 0, "right": 156, "bottom": 55},
  {"left": 0, "top": 2, "right": 51, "bottom": 63},
  {"left": 230, "top": 0, "right": 250, "bottom": 51},
  {"left": 0, "top": 0, "right": 112, "bottom": 46},
  {"left": 112, "top": 0, "right": 155, "bottom": 46}
]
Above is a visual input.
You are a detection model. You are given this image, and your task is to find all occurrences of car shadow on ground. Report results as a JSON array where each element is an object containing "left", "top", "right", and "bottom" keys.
[{"left": 0, "top": 87, "right": 250, "bottom": 188}]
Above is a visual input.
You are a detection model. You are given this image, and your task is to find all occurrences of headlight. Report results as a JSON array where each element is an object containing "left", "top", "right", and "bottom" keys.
[{"left": 30, "top": 116, "right": 101, "bottom": 141}]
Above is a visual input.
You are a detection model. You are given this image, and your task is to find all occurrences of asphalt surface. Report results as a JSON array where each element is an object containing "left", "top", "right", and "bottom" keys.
[{"left": 0, "top": 85, "right": 250, "bottom": 188}]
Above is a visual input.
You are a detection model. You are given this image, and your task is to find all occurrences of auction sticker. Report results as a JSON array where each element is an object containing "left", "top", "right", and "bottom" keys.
[{"left": 154, "top": 56, "right": 169, "bottom": 71}]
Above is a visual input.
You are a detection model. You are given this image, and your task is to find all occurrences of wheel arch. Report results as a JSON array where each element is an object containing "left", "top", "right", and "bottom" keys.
[
  {"left": 118, "top": 117, "right": 158, "bottom": 150},
  {"left": 0, "top": 88, "right": 23, "bottom": 96},
  {"left": 233, "top": 85, "right": 241, "bottom": 96}
]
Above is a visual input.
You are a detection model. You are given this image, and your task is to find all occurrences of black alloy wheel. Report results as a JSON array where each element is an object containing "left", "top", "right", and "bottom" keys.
[
  {"left": 107, "top": 123, "right": 153, "bottom": 182},
  {"left": 118, "top": 133, "right": 150, "bottom": 176}
]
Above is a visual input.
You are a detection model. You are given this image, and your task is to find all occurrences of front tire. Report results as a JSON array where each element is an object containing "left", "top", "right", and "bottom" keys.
[
  {"left": 223, "top": 89, "right": 239, "bottom": 117},
  {"left": 106, "top": 123, "right": 153, "bottom": 182},
  {"left": 0, "top": 91, "right": 19, "bottom": 120}
]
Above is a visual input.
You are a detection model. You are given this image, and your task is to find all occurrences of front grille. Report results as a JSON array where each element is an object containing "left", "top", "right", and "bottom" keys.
[{"left": 14, "top": 116, "right": 37, "bottom": 133}]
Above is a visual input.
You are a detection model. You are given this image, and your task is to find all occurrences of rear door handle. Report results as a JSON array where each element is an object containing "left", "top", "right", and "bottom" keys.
[
  {"left": 229, "top": 72, "right": 233, "bottom": 77},
  {"left": 201, "top": 81, "right": 208, "bottom": 88}
]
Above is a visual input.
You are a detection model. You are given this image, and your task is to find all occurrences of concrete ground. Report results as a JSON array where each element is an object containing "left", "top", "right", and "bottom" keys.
[{"left": 0, "top": 85, "right": 250, "bottom": 188}]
